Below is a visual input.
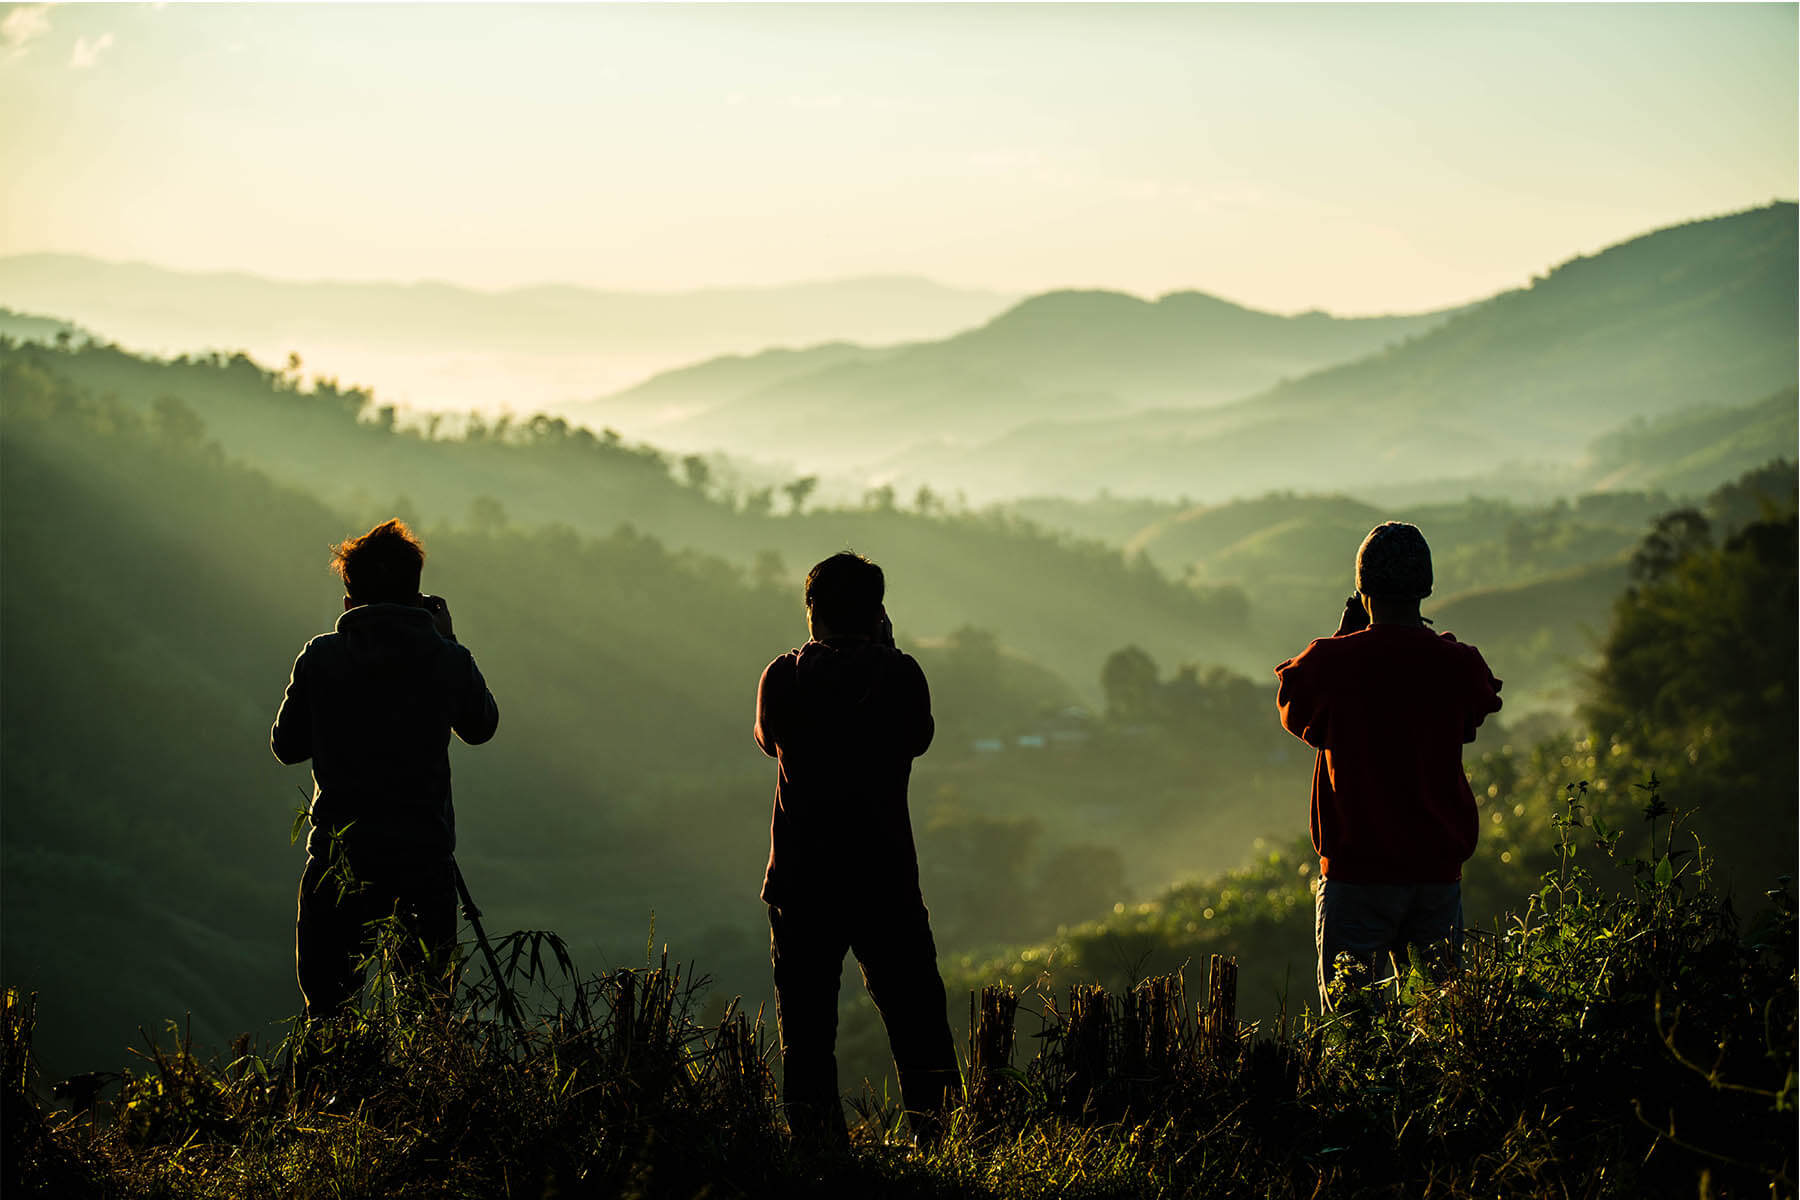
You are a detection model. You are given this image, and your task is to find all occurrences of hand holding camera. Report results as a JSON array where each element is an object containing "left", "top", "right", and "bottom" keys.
[
  {"left": 421, "top": 594, "right": 455, "bottom": 640},
  {"left": 1335, "top": 592, "right": 1369, "bottom": 637},
  {"left": 876, "top": 606, "right": 895, "bottom": 648}
]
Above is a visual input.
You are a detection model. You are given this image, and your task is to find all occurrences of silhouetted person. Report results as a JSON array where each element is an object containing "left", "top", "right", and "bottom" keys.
[
  {"left": 1274, "top": 522, "right": 1501, "bottom": 1011},
  {"left": 272, "top": 519, "right": 499, "bottom": 1019},
  {"left": 754, "top": 551, "right": 960, "bottom": 1149}
]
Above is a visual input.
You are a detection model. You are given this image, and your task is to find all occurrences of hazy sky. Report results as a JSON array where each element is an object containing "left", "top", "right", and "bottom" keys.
[{"left": 1, "top": 3, "right": 1794, "bottom": 314}]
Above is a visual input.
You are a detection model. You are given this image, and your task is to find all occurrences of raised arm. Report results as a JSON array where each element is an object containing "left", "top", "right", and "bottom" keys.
[
  {"left": 452, "top": 649, "right": 500, "bottom": 746},
  {"left": 1274, "top": 644, "right": 1329, "bottom": 750},
  {"left": 271, "top": 649, "right": 313, "bottom": 765},
  {"left": 754, "top": 657, "right": 789, "bottom": 759},
  {"left": 900, "top": 654, "right": 935, "bottom": 759},
  {"left": 1462, "top": 646, "right": 1504, "bottom": 744}
]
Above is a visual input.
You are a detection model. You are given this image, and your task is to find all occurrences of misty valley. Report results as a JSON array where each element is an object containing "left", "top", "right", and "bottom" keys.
[{"left": 1, "top": 202, "right": 1795, "bottom": 1198}]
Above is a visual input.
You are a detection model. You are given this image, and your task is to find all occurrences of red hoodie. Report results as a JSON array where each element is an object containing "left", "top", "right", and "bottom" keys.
[
  {"left": 755, "top": 638, "right": 935, "bottom": 907},
  {"left": 1275, "top": 625, "right": 1502, "bottom": 884}
]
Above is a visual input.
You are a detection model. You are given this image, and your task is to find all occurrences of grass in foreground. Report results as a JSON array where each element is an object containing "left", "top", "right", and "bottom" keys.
[{"left": 4, "top": 786, "right": 1794, "bottom": 1199}]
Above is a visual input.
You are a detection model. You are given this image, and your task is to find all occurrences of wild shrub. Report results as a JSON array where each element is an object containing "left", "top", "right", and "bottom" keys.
[{"left": 3, "top": 777, "right": 1793, "bottom": 1198}]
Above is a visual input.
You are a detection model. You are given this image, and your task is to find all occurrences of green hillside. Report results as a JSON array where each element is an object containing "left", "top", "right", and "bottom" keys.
[
  {"left": 1111, "top": 474, "right": 1797, "bottom": 712},
  {"left": 1125, "top": 493, "right": 1387, "bottom": 569},
  {"left": 1585, "top": 386, "right": 1800, "bottom": 495},
  {"left": 0, "top": 307, "right": 87, "bottom": 345},
  {"left": 1429, "top": 557, "right": 1632, "bottom": 710},
  {"left": 590, "top": 340, "right": 894, "bottom": 424},
  {"left": 592, "top": 288, "right": 1457, "bottom": 461},
  {"left": 1244, "top": 203, "right": 1797, "bottom": 434},
  {"left": 1, "top": 343, "right": 1299, "bottom": 1085},
  {"left": 897, "top": 203, "right": 1797, "bottom": 502},
  {"left": 941, "top": 487, "right": 1799, "bottom": 1029},
  {"left": 0, "top": 339, "right": 1254, "bottom": 692},
  {"left": 0, "top": 377, "right": 797, "bottom": 1078}
]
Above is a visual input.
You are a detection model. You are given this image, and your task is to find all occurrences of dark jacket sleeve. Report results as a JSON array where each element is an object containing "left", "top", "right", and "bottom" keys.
[
  {"left": 901, "top": 654, "right": 935, "bottom": 759},
  {"left": 452, "top": 647, "right": 500, "bottom": 746},
  {"left": 754, "top": 656, "right": 787, "bottom": 759},
  {"left": 271, "top": 648, "right": 313, "bottom": 765},
  {"left": 1462, "top": 645, "right": 1504, "bottom": 744},
  {"left": 1274, "top": 642, "right": 1328, "bottom": 750}
]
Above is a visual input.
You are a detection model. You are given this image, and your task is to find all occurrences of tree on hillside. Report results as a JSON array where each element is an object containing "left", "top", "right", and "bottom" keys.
[
  {"left": 681, "top": 455, "right": 712, "bottom": 495},
  {"left": 1589, "top": 511, "right": 1795, "bottom": 754},
  {"left": 1705, "top": 458, "right": 1798, "bottom": 534},
  {"left": 469, "top": 495, "right": 508, "bottom": 535},
  {"left": 742, "top": 487, "right": 774, "bottom": 518},
  {"left": 917, "top": 804, "right": 1043, "bottom": 946},
  {"left": 1101, "top": 646, "right": 1159, "bottom": 722},
  {"left": 1628, "top": 508, "right": 1712, "bottom": 583},
  {"left": 782, "top": 475, "right": 818, "bottom": 515},
  {"left": 1584, "top": 501, "right": 1797, "bottom": 885},
  {"left": 752, "top": 548, "right": 786, "bottom": 591},
  {"left": 1034, "top": 843, "right": 1129, "bottom": 931},
  {"left": 150, "top": 395, "right": 207, "bottom": 449}
]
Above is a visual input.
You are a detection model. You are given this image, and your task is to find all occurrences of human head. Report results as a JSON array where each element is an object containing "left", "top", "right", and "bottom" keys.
[
  {"left": 804, "top": 551, "right": 884, "bottom": 637},
  {"left": 1355, "top": 522, "right": 1432, "bottom": 601},
  {"left": 332, "top": 519, "right": 425, "bottom": 606}
]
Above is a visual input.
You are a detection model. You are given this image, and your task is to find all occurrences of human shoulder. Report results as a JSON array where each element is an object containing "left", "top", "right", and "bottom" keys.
[
  {"left": 760, "top": 647, "right": 803, "bottom": 683},
  {"left": 891, "top": 645, "right": 927, "bottom": 674},
  {"left": 1433, "top": 629, "right": 1486, "bottom": 657},
  {"left": 294, "top": 629, "right": 340, "bottom": 660},
  {"left": 1437, "top": 629, "right": 1499, "bottom": 673},
  {"left": 1277, "top": 634, "right": 1346, "bottom": 672}
]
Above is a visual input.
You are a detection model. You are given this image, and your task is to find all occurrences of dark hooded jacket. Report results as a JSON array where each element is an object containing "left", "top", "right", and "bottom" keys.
[
  {"left": 272, "top": 603, "right": 498, "bottom": 872},
  {"left": 755, "top": 638, "right": 934, "bottom": 907}
]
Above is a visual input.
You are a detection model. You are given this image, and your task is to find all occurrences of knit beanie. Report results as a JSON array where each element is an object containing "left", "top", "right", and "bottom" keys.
[{"left": 1356, "top": 522, "right": 1433, "bottom": 599}]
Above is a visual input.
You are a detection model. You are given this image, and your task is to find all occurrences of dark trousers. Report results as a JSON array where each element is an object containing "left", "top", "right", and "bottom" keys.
[
  {"left": 295, "top": 854, "right": 458, "bottom": 1019},
  {"left": 768, "top": 898, "right": 961, "bottom": 1145},
  {"left": 1314, "top": 878, "right": 1463, "bottom": 1011}
]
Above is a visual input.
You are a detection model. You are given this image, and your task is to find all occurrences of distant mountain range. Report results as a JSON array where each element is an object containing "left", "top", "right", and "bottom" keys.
[
  {"left": 868, "top": 203, "right": 1798, "bottom": 502},
  {"left": 0, "top": 255, "right": 1018, "bottom": 404},
  {"left": 6, "top": 202, "right": 1793, "bottom": 507},
  {"left": 584, "top": 290, "right": 1461, "bottom": 459},
  {"left": 588, "top": 202, "right": 1798, "bottom": 504}
]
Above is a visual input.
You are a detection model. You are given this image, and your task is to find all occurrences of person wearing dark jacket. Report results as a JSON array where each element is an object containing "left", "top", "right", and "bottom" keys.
[
  {"left": 1274, "top": 522, "right": 1502, "bottom": 1011},
  {"left": 754, "top": 551, "right": 960, "bottom": 1148},
  {"left": 272, "top": 519, "right": 499, "bottom": 1018}
]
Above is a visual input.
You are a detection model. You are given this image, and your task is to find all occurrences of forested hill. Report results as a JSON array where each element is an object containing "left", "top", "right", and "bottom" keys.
[
  {"left": 860, "top": 202, "right": 1800, "bottom": 502},
  {"left": 0, "top": 307, "right": 88, "bottom": 346},
  {"left": 0, "top": 372, "right": 799, "bottom": 1078},
  {"left": 0, "top": 339, "right": 1252, "bottom": 692},
  {"left": 1234, "top": 201, "right": 1798, "bottom": 434},
  {"left": 586, "top": 288, "right": 1460, "bottom": 459},
  {"left": 0, "top": 343, "right": 1266, "bottom": 1079},
  {"left": 3, "top": 335, "right": 1785, "bottom": 716}
]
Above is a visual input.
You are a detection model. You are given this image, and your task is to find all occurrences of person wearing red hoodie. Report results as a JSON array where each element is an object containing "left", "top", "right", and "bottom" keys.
[
  {"left": 1274, "top": 522, "right": 1502, "bottom": 1011},
  {"left": 754, "top": 551, "right": 960, "bottom": 1149}
]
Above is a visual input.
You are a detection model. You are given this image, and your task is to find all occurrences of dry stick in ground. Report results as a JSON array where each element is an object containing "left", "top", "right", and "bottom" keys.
[{"left": 1203, "top": 955, "right": 1239, "bottom": 1068}]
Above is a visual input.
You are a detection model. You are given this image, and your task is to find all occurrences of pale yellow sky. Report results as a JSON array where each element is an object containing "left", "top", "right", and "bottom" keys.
[{"left": 1, "top": 3, "right": 1794, "bottom": 314}]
